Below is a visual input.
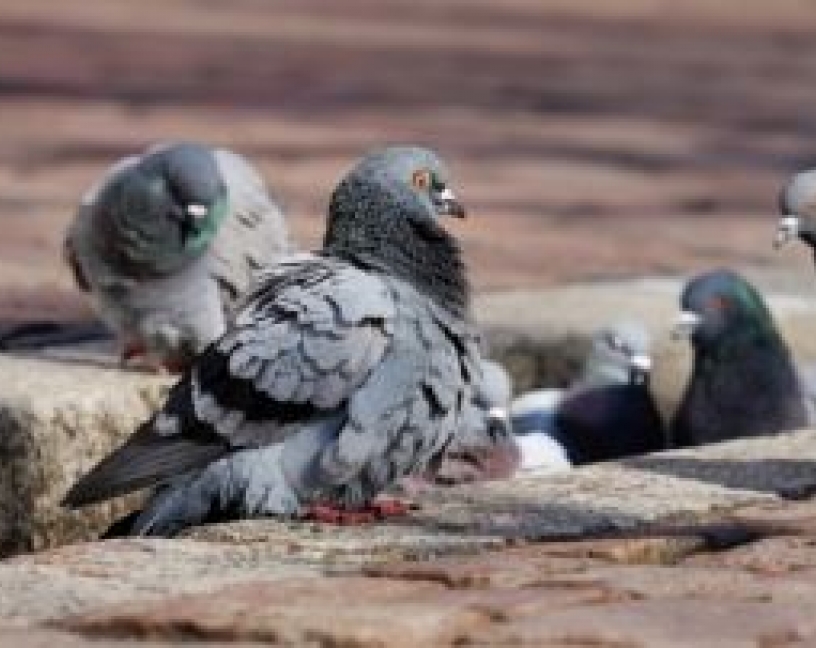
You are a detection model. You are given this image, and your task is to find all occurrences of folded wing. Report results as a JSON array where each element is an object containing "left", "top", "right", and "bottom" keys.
[{"left": 62, "top": 255, "right": 395, "bottom": 507}]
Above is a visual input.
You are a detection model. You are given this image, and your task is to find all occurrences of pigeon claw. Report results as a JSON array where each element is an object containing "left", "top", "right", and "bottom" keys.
[
  {"left": 161, "top": 358, "right": 188, "bottom": 374},
  {"left": 122, "top": 340, "right": 147, "bottom": 363},
  {"left": 304, "top": 498, "right": 413, "bottom": 525}
]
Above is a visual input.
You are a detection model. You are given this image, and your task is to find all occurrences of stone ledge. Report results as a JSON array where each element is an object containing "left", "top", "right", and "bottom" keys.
[
  {"left": 1, "top": 276, "right": 815, "bottom": 555},
  {"left": 0, "top": 354, "right": 171, "bottom": 556},
  {"left": 0, "top": 428, "right": 813, "bottom": 627},
  {"left": 4, "top": 498, "right": 816, "bottom": 647}
]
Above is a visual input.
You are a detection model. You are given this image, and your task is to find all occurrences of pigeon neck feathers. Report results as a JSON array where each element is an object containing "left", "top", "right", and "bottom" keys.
[
  {"left": 323, "top": 165, "right": 469, "bottom": 319},
  {"left": 684, "top": 272, "right": 786, "bottom": 361},
  {"left": 90, "top": 143, "right": 229, "bottom": 277}
]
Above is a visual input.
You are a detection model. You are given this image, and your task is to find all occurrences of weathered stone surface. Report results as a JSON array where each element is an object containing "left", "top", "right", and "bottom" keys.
[
  {"left": 0, "top": 354, "right": 170, "bottom": 556},
  {"left": 26, "top": 504, "right": 816, "bottom": 647},
  {"left": 0, "top": 628, "right": 254, "bottom": 648},
  {"left": 0, "top": 434, "right": 815, "bottom": 645},
  {"left": 404, "top": 463, "right": 773, "bottom": 539},
  {"left": 624, "top": 429, "right": 816, "bottom": 498},
  {"left": 0, "top": 538, "right": 325, "bottom": 623},
  {"left": 0, "top": 430, "right": 806, "bottom": 624}
]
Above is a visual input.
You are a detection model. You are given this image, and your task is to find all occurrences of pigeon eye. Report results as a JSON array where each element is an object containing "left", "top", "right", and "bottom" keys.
[
  {"left": 412, "top": 169, "right": 432, "bottom": 191},
  {"left": 706, "top": 296, "right": 730, "bottom": 311},
  {"left": 604, "top": 332, "right": 623, "bottom": 351}
]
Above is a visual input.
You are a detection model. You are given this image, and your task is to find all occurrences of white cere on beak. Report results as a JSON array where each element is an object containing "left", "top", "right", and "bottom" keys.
[
  {"left": 672, "top": 311, "right": 703, "bottom": 340},
  {"left": 186, "top": 204, "right": 209, "bottom": 219},
  {"left": 488, "top": 406, "right": 509, "bottom": 422},
  {"left": 774, "top": 215, "right": 800, "bottom": 249},
  {"left": 629, "top": 353, "right": 652, "bottom": 374},
  {"left": 436, "top": 187, "right": 457, "bottom": 202}
]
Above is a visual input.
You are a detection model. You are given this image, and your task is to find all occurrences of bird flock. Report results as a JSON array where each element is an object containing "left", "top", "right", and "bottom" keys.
[{"left": 49, "top": 141, "right": 816, "bottom": 536}]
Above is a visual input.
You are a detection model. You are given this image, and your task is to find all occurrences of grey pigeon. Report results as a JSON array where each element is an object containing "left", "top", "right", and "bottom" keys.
[
  {"left": 430, "top": 359, "right": 520, "bottom": 485},
  {"left": 64, "top": 142, "right": 291, "bottom": 371},
  {"left": 774, "top": 169, "right": 816, "bottom": 255},
  {"left": 671, "top": 269, "right": 811, "bottom": 447},
  {"left": 510, "top": 320, "right": 666, "bottom": 467},
  {"left": 63, "top": 146, "right": 483, "bottom": 536}
]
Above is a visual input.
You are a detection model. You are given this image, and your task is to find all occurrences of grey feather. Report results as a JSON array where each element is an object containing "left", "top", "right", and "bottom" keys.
[
  {"left": 208, "top": 148, "right": 292, "bottom": 307},
  {"left": 62, "top": 420, "right": 228, "bottom": 508},
  {"left": 431, "top": 359, "right": 520, "bottom": 485}
]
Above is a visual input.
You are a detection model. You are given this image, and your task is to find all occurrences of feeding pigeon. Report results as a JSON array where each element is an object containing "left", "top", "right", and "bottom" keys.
[
  {"left": 64, "top": 142, "right": 291, "bottom": 372},
  {"left": 774, "top": 169, "right": 816, "bottom": 255},
  {"left": 510, "top": 320, "right": 666, "bottom": 468},
  {"left": 670, "top": 269, "right": 811, "bottom": 447},
  {"left": 63, "top": 146, "right": 484, "bottom": 535}
]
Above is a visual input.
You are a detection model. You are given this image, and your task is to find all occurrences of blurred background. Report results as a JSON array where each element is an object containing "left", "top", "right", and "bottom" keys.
[{"left": 1, "top": 0, "right": 816, "bottom": 322}]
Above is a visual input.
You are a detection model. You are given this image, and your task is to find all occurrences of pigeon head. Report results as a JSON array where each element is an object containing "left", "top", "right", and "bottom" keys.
[
  {"left": 583, "top": 321, "right": 653, "bottom": 387},
  {"left": 475, "top": 359, "right": 513, "bottom": 441},
  {"left": 775, "top": 170, "right": 816, "bottom": 250},
  {"left": 324, "top": 146, "right": 469, "bottom": 315},
  {"left": 672, "top": 269, "right": 778, "bottom": 354},
  {"left": 96, "top": 143, "right": 228, "bottom": 273}
]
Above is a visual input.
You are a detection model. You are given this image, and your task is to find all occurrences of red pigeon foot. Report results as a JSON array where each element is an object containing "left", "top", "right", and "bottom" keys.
[{"left": 304, "top": 498, "right": 412, "bottom": 525}]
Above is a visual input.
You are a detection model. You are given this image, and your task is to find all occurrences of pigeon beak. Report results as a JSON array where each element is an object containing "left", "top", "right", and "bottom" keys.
[
  {"left": 628, "top": 353, "right": 652, "bottom": 385},
  {"left": 186, "top": 204, "right": 209, "bottom": 221},
  {"left": 487, "top": 406, "right": 511, "bottom": 440},
  {"left": 434, "top": 187, "right": 466, "bottom": 219},
  {"left": 672, "top": 311, "right": 702, "bottom": 340},
  {"left": 774, "top": 215, "right": 800, "bottom": 249}
]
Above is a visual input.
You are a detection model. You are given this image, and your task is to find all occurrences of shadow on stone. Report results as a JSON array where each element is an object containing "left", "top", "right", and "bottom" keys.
[
  {"left": 623, "top": 455, "right": 816, "bottom": 499},
  {"left": 405, "top": 490, "right": 654, "bottom": 542}
]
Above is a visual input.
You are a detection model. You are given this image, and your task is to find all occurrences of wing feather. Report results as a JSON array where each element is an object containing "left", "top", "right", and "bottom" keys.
[
  {"left": 63, "top": 256, "right": 396, "bottom": 507},
  {"left": 208, "top": 149, "right": 291, "bottom": 308}
]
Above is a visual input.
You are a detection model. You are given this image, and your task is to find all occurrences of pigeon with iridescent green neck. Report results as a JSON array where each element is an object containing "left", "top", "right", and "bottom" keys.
[
  {"left": 63, "top": 146, "right": 483, "bottom": 536},
  {"left": 671, "top": 269, "right": 811, "bottom": 447},
  {"left": 64, "top": 142, "right": 291, "bottom": 371}
]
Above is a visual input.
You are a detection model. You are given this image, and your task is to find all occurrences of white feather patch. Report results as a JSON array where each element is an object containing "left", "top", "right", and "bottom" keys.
[{"left": 514, "top": 433, "right": 572, "bottom": 473}]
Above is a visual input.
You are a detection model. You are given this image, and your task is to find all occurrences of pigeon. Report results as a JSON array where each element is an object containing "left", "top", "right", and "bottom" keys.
[
  {"left": 774, "top": 169, "right": 816, "bottom": 255},
  {"left": 670, "top": 269, "right": 811, "bottom": 447},
  {"left": 510, "top": 320, "right": 666, "bottom": 467},
  {"left": 430, "top": 359, "right": 520, "bottom": 485},
  {"left": 63, "top": 145, "right": 483, "bottom": 536},
  {"left": 64, "top": 142, "right": 291, "bottom": 372}
]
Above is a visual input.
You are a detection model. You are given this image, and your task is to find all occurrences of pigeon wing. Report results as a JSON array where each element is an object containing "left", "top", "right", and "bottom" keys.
[
  {"left": 63, "top": 232, "right": 90, "bottom": 292},
  {"left": 556, "top": 384, "right": 666, "bottom": 463},
  {"left": 62, "top": 255, "right": 395, "bottom": 508},
  {"left": 319, "top": 284, "right": 481, "bottom": 499},
  {"left": 208, "top": 149, "right": 292, "bottom": 310}
]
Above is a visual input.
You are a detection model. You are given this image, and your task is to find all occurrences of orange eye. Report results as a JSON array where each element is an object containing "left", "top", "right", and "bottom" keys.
[
  {"left": 706, "top": 296, "right": 730, "bottom": 311},
  {"left": 412, "top": 169, "right": 431, "bottom": 190}
]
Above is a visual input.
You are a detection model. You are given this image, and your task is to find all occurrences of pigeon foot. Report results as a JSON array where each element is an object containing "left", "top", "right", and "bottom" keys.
[{"left": 304, "top": 497, "right": 412, "bottom": 524}]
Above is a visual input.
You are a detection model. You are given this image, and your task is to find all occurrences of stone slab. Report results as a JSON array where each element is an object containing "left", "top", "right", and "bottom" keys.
[
  {"left": 3, "top": 429, "right": 811, "bottom": 625},
  {"left": 0, "top": 433, "right": 813, "bottom": 645},
  {"left": 23, "top": 501, "right": 816, "bottom": 648},
  {"left": 0, "top": 354, "right": 171, "bottom": 556}
]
